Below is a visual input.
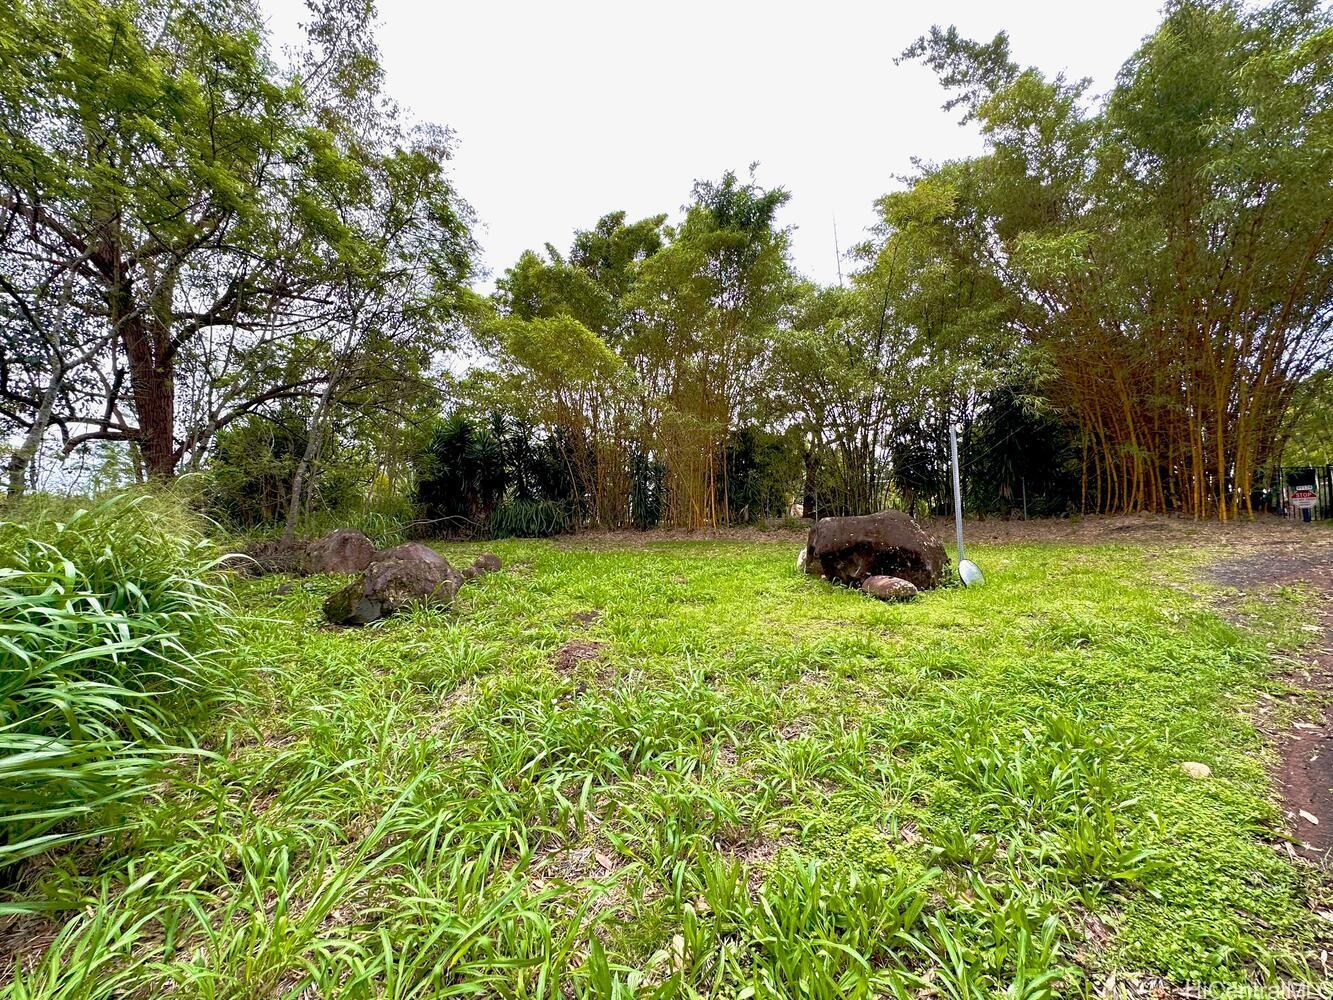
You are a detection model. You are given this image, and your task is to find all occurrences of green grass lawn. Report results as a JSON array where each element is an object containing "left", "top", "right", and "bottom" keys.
[{"left": 4, "top": 539, "right": 1325, "bottom": 998}]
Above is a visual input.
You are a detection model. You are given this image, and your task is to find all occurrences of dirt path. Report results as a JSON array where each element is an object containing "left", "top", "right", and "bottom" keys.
[
  {"left": 1210, "top": 538, "right": 1333, "bottom": 863},
  {"left": 565, "top": 511, "right": 1333, "bottom": 548}
]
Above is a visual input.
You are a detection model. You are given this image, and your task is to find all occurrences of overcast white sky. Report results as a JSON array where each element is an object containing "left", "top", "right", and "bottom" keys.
[{"left": 258, "top": 0, "right": 1166, "bottom": 289}]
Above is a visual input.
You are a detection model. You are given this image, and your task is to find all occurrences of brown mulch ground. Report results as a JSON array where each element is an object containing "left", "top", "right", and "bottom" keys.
[
  {"left": 552, "top": 639, "right": 607, "bottom": 674},
  {"left": 561, "top": 511, "right": 1333, "bottom": 548},
  {"left": 1209, "top": 538, "right": 1333, "bottom": 863}
]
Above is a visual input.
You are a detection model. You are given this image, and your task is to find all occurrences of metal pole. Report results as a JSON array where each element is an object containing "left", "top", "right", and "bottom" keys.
[{"left": 949, "top": 422, "right": 964, "bottom": 563}]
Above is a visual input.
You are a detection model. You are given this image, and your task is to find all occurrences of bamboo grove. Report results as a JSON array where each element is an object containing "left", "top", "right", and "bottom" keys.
[{"left": 904, "top": 0, "right": 1333, "bottom": 519}]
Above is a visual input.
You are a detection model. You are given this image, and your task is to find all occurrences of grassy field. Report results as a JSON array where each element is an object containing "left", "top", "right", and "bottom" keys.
[{"left": 3, "top": 537, "right": 1327, "bottom": 997}]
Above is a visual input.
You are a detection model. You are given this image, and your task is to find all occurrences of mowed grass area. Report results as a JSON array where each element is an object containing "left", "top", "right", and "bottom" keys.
[{"left": 4, "top": 539, "right": 1326, "bottom": 997}]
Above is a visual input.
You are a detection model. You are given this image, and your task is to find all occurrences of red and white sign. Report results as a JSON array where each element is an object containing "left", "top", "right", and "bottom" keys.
[{"left": 1290, "top": 487, "right": 1318, "bottom": 510}]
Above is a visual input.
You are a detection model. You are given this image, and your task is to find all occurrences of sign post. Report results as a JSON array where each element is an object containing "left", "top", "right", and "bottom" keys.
[
  {"left": 949, "top": 423, "right": 965, "bottom": 562},
  {"left": 1291, "top": 484, "right": 1317, "bottom": 523}
]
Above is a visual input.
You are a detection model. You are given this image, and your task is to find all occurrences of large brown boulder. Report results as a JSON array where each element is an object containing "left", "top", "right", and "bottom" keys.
[
  {"left": 300, "top": 528, "right": 376, "bottom": 576},
  {"left": 240, "top": 529, "right": 375, "bottom": 577},
  {"left": 804, "top": 511, "right": 945, "bottom": 590},
  {"left": 325, "top": 542, "right": 464, "bottom": 625}
]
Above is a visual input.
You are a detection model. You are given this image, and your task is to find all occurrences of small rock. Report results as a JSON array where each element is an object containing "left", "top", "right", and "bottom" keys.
[
  {"left": 472, "top": 553, "right": 502, "bottom": 574},
  {"left": 861, "top": 575, "right": 919, "bottom": 602},
  {"left": 464, "top": 553, "right": 503, "bottom": 580},
  {"left": 271, "top": 582, "right": 294, "bottom": 596},
  {"left": 1180, "top": 761, "right": 1211, "bottom": 779}
]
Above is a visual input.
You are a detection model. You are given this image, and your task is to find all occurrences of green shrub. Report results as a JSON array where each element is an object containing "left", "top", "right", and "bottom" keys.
[
  {"left": 413, "top": 414, "right": 507, "bottom": 533},
  {"left": 725, "top": 425, "right": 803, "bottom": 522},
  {"left": 0, "top": 491, "right": 237, "bottom": 867},
  {"left": 488, "top": 499, "right": 574, "bottom": 538}
]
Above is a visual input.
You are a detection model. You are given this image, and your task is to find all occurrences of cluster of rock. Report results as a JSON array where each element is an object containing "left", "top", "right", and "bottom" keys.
[
  {"left": 801, "top": 510, "right": 945, "bottom": 602},
  {"left": 242, "top": 527, "right": 376, "bottom": 577},
  {"left": 324, "top": 541, "right": 503, "bottom": 626},
  {"left": 246, "top": 528, "right": 500, "bottom": 626}
]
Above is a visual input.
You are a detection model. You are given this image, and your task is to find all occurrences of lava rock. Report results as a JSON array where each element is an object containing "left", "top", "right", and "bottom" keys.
[
  {"left": 323, "top": 582, "right": 382, "bottom": 626},
  {"left": 241, "top": 528, "right": 375, "bottom": 578},
  {"left": 324, "top": 542, "right": 464, "bottom": 625},
  {"left": 462, "top": 552, "right": 503, "bottom": 580},
  {"left": 804, "top": 510, "right": 945, "bottom": 589},
  {"left": 473, "top": 552, "right": 502, "bottom": 574},
  {"left": 861, "top": 575, "right": 919, "bottom": 601},
  {"left": 300, "top": 528, "right": 376, "bottom": 576}
]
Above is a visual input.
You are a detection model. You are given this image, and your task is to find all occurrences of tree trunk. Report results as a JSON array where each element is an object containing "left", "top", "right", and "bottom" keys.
[
  {"left": 802, "top": 431, "right": 821, "bottom": 519},
  {"left": 283, "top": 371, "right": 339, "bottom": 543},
  {"left": 6, "top": 358, "right": 62, "bottom": 497},
  {"left": 6, "top": 279, "right": 78, "bottom": 498},
  {"left": 115, "top": 285, "right": 177, "bottom": 481}
]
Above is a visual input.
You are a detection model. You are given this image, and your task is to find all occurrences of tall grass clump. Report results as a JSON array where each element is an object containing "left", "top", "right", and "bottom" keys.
[
  {"left": 0, "top": 491, "right": 236, "bottom": 869},
  {"left": 488, "top": 498, "right": 574, "bottom": 538}
]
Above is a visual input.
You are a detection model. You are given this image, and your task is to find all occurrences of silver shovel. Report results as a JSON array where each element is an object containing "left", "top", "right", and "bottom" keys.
[{"left": 950, "top": 423, "right": 985, "bottom": 587}]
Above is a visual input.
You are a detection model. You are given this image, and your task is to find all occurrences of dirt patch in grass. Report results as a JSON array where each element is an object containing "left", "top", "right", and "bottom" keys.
[
  {"left": 1209, "top": 539, "right": 1333, "bottom": 592},
  {"left": 554, "top": 639, "right": 608, "bottom": 674},
  {"left": 1207, "top": 535, "right": 1333, "bottom": 863},
  {"left": 529, "top": 841, "right": 622, "bottom": 884},
  {"left": 0, "top": 913, "right": 60, "bottom": 986},
  {"left": 569, "top": 609, "right": 602, "bottom": 628}
]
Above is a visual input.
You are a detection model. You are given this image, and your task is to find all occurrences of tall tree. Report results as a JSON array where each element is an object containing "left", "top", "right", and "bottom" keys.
[
  {"left": 0, "top": 0, "right": 473, "bottom": 490},
  {"left": 630, "top": 170, "right": 794, "bottom": 527},
  {"left": 904, "top": 0, "right": 1333, "bottom": 518},
  {"left": 481, "top": 212, "right": 663, "bottom": 526},
  {"left": 278, "top": 1, "right": 474, "bottom": 538},
  {"left": 770, "top": 179, "right": 1010, "bottom": 517},
  {"left": 1, "top": 0, "right": 301, "bottom": 478}
]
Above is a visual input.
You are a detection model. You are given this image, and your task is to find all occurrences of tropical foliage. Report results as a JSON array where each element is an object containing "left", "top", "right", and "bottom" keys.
[
  {"left": 901, "top": 0, "right": 1333, "bottom": 518},
  {"left": 6, "top": 0, "right": 1327, "bottom": 528}
]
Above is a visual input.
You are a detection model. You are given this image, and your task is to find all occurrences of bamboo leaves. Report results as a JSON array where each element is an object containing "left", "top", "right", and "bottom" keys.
[{"left": 906, "top": 0, "right": 1333, "bottom": 517}]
